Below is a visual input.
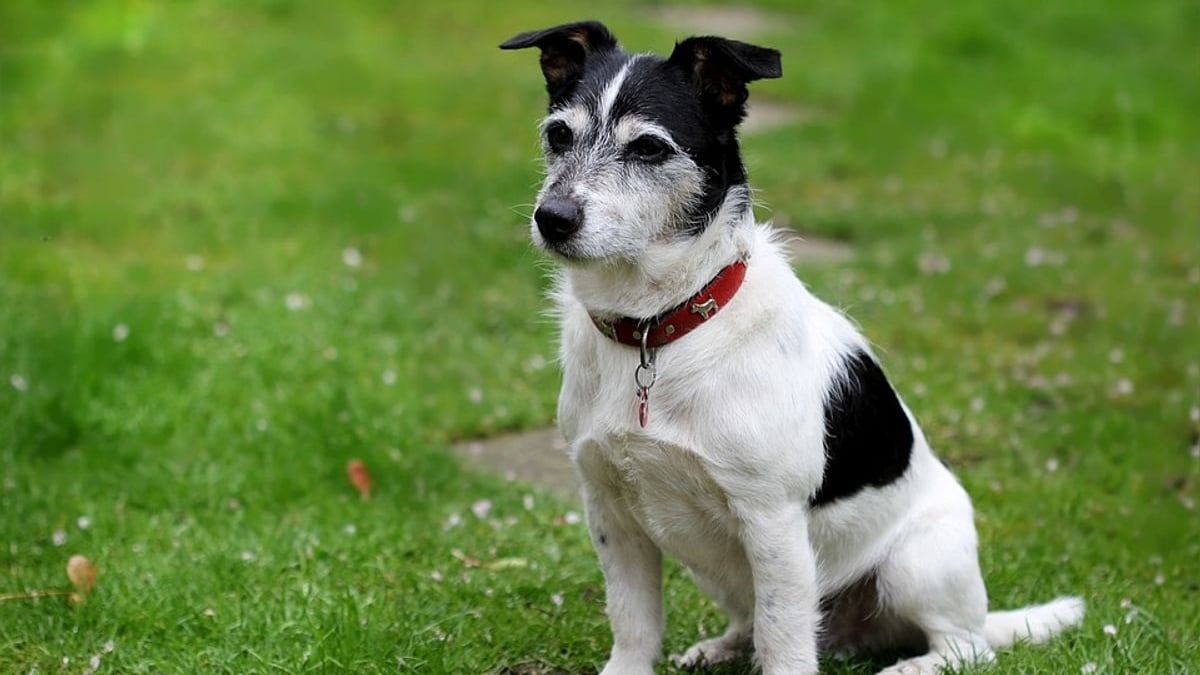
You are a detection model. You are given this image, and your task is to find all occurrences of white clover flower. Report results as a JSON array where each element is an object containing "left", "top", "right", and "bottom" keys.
[
  {"left": 471, "top": 500, "right": 493, "bottom": 519},
  {"left": 284, "top": 292, "right": 308, "bottom": 311}
]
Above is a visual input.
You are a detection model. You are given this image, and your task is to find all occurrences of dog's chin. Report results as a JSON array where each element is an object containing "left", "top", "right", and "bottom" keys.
[
  {"left": 539, "top": 241, "right": 589, "bottom": 263},
  {"left": 537, "top": 240, "right": 632, "bottom": 268}
]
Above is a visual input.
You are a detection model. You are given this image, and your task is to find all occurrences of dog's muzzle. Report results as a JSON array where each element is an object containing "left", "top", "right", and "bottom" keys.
[{"left": 534, "top": 197, "right": 583, "bottom": 245}]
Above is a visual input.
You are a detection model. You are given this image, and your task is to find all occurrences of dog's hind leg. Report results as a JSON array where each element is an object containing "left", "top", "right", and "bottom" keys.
[{"left": 871, "top": 501, "right": 995, "bottom": 675}]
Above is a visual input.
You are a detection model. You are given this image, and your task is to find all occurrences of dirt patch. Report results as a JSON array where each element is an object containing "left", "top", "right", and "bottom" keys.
[
  {"left": 742, "top": 99, "right": 813, "bottom": 135},
  {"left": 777, "top": 229, "right": 855, "bottom": 264},
  {"left": 641, "top": 4, "right": 789, "bottom": 39},
  {"left": 453, "top": 427, "right": 577, "bottom": 498}
]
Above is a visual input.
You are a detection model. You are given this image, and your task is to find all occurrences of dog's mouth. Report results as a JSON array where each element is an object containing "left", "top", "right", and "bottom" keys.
[
  {"left": 536, "top": 232, "right": 642, "bottom": 267},
  {"left": 538, "top": 239, "right": 597, "bottom": 264}
]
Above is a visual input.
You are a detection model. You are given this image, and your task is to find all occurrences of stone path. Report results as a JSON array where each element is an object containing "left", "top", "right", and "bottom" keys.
[
  {"left": 742, "top": 100, "right": 814, "bottom": 135},
  {"left": 639, "top": 5, "right": 783, "bottom": 39},
  {"left": 454, "top": 428, "right": 577, "bottom": 497},
  {"left": 779, "top": 230, "right": 854, "bottom": 264}
]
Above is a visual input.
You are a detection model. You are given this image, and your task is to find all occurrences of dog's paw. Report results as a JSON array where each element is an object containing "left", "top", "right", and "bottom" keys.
[
  {"left": 829, "top": 646, "right": 862, "bottom": 662},
  {"left": 599, "top": 663, "right": 655, "bottom": 675},
  {"left": 598, "top": 653, "right": 656, "bottom": 675},
  {"left": 669, "top": 635, "right": 747, "bottom": 670},
  {"left": 874, "top": 657, "right": 941, "bottom": 675},
  {"left": 875, "top": 665, "right": 928, "bottom": 675}
]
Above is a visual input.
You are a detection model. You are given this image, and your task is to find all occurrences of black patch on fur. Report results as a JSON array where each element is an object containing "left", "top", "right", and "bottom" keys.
[
  {"left": 666, "top": 37, "right": 782, "bottom": 128},
  {"left": 810, "top": 350, "right": 914, "bottom": 507},
  {"left": 606, "top": 56, "right": 752, "bottom": 234},
  {"left": 597, "top": 533, "right": 607, "bottom": 545},
  {"left": 500, "top": 21, "right": 618, "bottom": 106}
]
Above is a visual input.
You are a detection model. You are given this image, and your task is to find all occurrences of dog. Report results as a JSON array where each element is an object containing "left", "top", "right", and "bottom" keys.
[{"left": 501, "top": 21, "right": 1084, "bottom": 675}]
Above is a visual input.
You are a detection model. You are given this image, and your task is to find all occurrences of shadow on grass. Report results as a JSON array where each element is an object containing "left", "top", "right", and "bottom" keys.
[{"left": 2, "top": 282, "right": 82, "bottom": 460}]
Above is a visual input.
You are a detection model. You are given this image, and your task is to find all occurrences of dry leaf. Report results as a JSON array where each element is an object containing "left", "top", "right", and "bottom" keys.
[
  {"left": 451, "top": 549, "right": 483, "bottom": 568},
  {"left": 449, "top": 549, "right": 528, "bottom": 571},
  {"left": 484, "top": 557, "right": 529, "bottom": 571},
  {"left": 66, "top": 555, "right": 97, "bottom": 603},
  {"left": 346, "top": 459, "right": 372, "bottom": 500}
]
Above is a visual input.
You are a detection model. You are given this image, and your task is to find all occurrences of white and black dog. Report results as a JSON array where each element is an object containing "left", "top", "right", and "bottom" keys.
[{"left": 502, "top": 21, "right": 1083, "bottom": 675}]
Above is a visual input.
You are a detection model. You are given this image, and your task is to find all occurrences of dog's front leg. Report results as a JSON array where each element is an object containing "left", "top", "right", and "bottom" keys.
[
  {"left": 583, "top": 485, "right": 663, "bottom": 675},
  {"left": 737, "top": 501, "right": 819, "bottom": 675}
]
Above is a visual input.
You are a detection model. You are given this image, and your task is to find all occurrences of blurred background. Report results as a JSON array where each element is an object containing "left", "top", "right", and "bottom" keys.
[{"left": 1, "top": 1, "right": 1197, "bottom": 673}]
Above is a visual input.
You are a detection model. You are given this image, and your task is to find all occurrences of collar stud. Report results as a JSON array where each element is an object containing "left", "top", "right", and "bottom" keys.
[{"left": 588, "top": 259, "right": 747, "bottom": 349}]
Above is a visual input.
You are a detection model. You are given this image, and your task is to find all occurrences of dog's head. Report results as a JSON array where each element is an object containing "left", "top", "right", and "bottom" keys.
[{"left": 502, "top": 21, "right": 781, "bottom": 264}]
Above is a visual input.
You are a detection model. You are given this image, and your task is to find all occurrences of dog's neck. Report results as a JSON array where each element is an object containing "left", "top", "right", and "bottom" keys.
[{"left": 563, "top": 187, "right": 755, "bottom": 320}]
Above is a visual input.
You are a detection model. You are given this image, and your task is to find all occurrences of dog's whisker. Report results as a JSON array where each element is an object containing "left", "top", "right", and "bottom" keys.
[{"left": 509, "top": 203, "right": 537, "bottom": 218}]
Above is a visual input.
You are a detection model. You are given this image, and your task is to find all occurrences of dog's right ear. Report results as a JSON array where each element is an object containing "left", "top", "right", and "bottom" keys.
[{"left": 500, "top": 21, "right": 617, "bottom": 104}]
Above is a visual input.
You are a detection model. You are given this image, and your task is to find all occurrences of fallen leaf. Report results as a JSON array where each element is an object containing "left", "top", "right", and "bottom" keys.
[
  {"left": 484, "top": 557, "right": 529, "bottom": 571},
  {"left": 451, "top": 549, "right": 483, "bottom": 568},
  {"left": 346, "top": 459, "right": 372, "bottom": 500}
]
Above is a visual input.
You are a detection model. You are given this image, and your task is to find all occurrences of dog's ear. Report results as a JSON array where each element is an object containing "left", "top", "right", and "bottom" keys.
[
  {"left": 500, "top": 21, "right": 618, "bottom": 104},
  {"left": 667, "top": 36, "right": 781, "bottom": 126}
]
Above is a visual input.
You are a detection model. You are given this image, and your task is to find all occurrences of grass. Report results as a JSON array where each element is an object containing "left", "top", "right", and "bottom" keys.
[{"left": 1, "top": 0, "right": 1198, "bottom": 673}]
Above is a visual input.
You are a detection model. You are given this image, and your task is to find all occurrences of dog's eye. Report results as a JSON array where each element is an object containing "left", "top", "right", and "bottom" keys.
[
  {"left": 545, "top": 123, "right": 573, "bottom": 154},
  {"left": 626, "top": 135, "right": 671, "bottom": 162}
]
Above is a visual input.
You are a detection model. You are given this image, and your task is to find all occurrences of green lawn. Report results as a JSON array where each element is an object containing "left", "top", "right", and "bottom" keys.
[{"left": 2, "top": 1, "right": 1198, "bottom": 673}]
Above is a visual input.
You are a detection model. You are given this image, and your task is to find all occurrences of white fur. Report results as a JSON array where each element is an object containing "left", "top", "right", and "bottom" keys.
[
  {"left": 545, "top": 201, "right": 1084, "bottom": 674},
  {"left": 540, "top": 106, "right": 592, "bottom": 140},
  {"left": 612, "top": 117, "right": 678, "bottom": 148},
  {"left": 598, "top": 60, "right": 635, "bottom": 123}
]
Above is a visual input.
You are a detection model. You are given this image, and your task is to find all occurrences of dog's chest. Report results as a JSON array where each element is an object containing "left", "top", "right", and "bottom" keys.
[{"left": 580, "top": 434, "right": 744, "bottom": 568}]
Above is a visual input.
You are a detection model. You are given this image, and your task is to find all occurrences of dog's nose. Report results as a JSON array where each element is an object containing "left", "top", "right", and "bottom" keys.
[{"left": 535, "top": 197, "right": 583, "bottom": 244}]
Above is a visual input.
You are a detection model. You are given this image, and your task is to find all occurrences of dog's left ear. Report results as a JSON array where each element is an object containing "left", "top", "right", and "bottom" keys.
[
  {"left": 500, "top": 21, "right": 618, "bottom": 105},
  {"left": 668, "top": 36, "right": 781, "bottom": 126}
]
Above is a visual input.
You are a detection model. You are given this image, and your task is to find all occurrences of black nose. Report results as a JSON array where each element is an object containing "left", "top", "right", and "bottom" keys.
[{"left": 534, "top": 197, "right": 582, "bottom": 244}]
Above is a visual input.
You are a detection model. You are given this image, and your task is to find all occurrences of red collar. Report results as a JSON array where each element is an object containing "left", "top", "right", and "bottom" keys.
[{"left": 590, "top": 259, "right": 748, "bottom": 348}]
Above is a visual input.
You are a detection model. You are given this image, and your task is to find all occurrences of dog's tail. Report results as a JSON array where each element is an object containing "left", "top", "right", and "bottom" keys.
[{"left": 984, "top": 596, "right": 1085, "bottom": 649}]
